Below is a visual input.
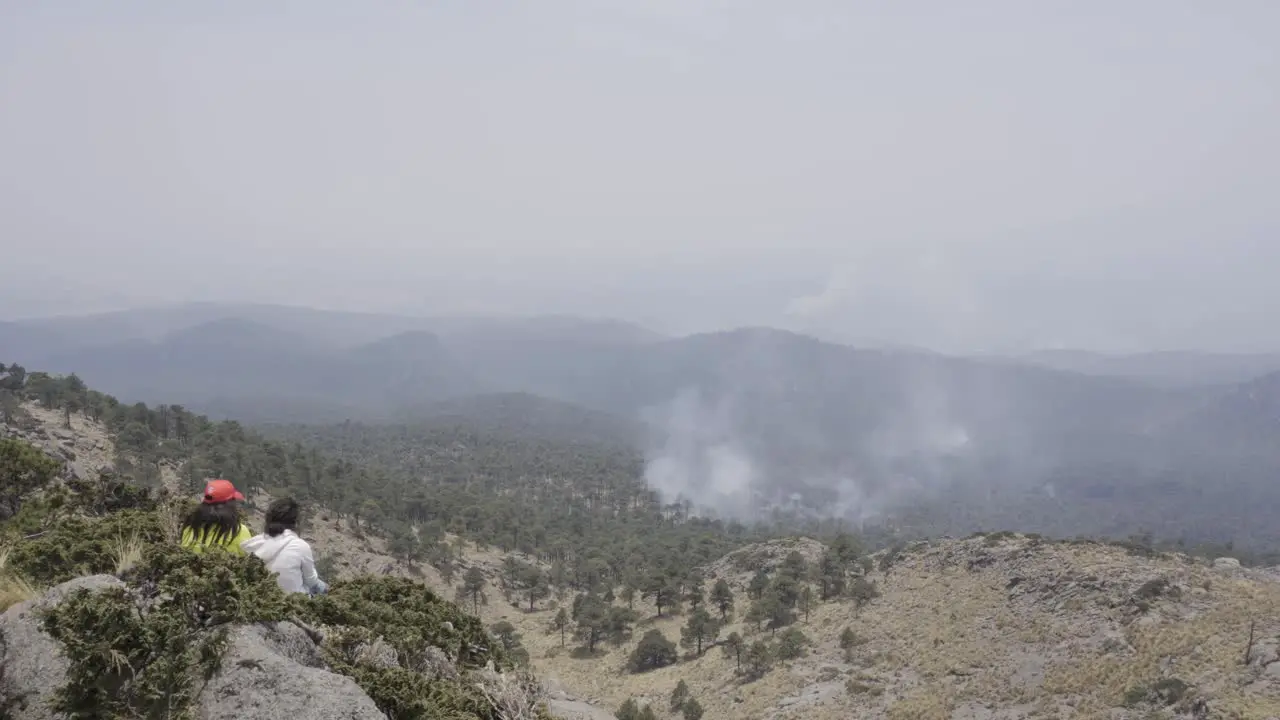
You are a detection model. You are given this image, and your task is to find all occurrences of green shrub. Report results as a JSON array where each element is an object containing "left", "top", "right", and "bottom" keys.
[
  {"left": 0, "top": 437, "right": 60, "bottom": 521},
  {"left": 39, "top": 543, "right": 295, "bottom": 719},
  {"left": 303, "top": 575, "right": 503, "bottom": 671},
  {"left": 299, "top": 575, "right": 517, "bottom": 719},
  {"left": 670, "top": 679, "right": 690, "bottom": 711},
  {"left": 776, "top": 627, "right": 810, "bottom": 660},
  {"left": 27, "top": 508, "right": 520, "bottom": 720},
  {"left": 6, "top": 509, "right": 167, "bottom": 585},
  {"left": 338, "top": 664, "right": 495, "bottom": 720},
  {"left": 627, "top": 629, "right": 677, "bottom": 673},
  {"left": 839, "top": 626, "right": 863, "bottom": 650}
]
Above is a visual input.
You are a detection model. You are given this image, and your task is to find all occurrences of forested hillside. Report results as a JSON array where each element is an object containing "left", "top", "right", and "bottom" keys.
[
  {"left": 0, "top": 363, "right": 786, "bottom": 595},
  {"left": 13, "top": 308, "right": 1275, "bottom": 540},
  {"left": 7, "top": 364, "right": 1280, "bottom": 719},
  {"left": 8, "top": 334, "right": 1280, "bottom": 561},
  {"left": 0, "top": 392, "right": 544, "bottom": 719}
]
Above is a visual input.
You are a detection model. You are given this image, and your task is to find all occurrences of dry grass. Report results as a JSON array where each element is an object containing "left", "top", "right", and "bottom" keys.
[
  {"left": 446, "top": 535, "right": 1280, "bottom": 720},
  {"left": 112, "top": 529, "right": 146, "bottom": 575},
  {"left": 475, "top": 667, "right": 546, "bottom": 720},
  {"left": 886, "top": 684, "right": 955, "bottom": 720},
  {"left": 1043, "top": 576, "right": 1280, "bottom": 717},
  {"left": 0, "top": 545, "right": 39, "bottom": 612},
  {"left": 158, "top": 500, "right": 187, "bottom": 544}
]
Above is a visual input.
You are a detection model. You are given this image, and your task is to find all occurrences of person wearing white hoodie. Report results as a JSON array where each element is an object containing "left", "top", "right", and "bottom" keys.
[{"left": 242, "top": 497, "right": 329, "bottom": 596}]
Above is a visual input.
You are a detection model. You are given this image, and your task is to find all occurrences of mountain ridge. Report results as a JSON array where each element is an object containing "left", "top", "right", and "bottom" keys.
[{"left": 6, "top": 305, "right": 1280, "bottom": 553}]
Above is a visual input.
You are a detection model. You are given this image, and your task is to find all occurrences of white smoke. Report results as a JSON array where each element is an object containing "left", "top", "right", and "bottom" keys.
[
  {"left": 641, "top": 387, "right": 761, "bottom": 518},
  {"left": 640, "top": 358, "right": 977, "bottom": 526}
]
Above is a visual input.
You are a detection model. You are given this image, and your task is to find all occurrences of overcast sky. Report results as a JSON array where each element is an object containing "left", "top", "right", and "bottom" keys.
[{"left": 2, "top": 1, "right": 1277, "bottom": 353}]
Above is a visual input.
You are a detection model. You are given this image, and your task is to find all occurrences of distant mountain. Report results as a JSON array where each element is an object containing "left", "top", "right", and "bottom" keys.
[
  {"left": 343, "top": 331, "right": 486, "bottom": 411},
  {"left": 0, "top": 321, "right": 81, "bottom": 359},
  {"left": 32, "top": 318, "right": 325, "bottom": 405},
  {"left": 2, "top": 302, "right": 665, "bottom": 420},
  {"left": 1160, "top": 370, "right": 1280, "bottom": 458},
  {"left": 4, "top": 302, "right": 665, "bottom": 352},
  {"left": 23, "top": 319, "right": 479, "bottom": 420},
  {"left": 9, "top": 304, "right": 1280, "bottom": 550},
  {"left": 1007, "top": 349, "right": 1280, "bottom": 388}
]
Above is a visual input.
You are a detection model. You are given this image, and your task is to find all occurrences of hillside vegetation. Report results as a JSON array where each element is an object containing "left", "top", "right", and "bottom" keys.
[
  {"left": 5, "top": 370, "right": 1280, "bottom": 719},
  {"left": 7, "top": 304, "right": 1280, "bottom": 555},
  {"left": 0, "top": 364, "right": 785, "bottom": 624},
  {"left": 0, "top": 445, "right": 531, "bottom": 719}
]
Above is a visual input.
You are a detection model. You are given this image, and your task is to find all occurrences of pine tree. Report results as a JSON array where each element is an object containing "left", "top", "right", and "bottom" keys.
[
  {"left": 685, "top": 583, "right": 704, "bottom": 610},
  {"left": 710, "top": 579, "right": 734, "bottom": 620},
  {"left": 779, "top": 550, "right": 808, "bottom": 582},
  {"left": 552, "top": 608, "right": 570, "bottom": 647},
  {"left": 744, "top": 640, "right": 772, "bottom": 679},
  {"left": 776, "top": 626, "right": 809, "bottom": 661},
  {"left": 748, "top": 568, "right": 770, "bottom": 600},
  {"left": 460, "top": 566, "right": 487, "bottom": 614},
  {"left": 839, "top": 626, "right": 859, "bottom": 650},
  {"left": 490, "top": 621, "right": 528, "bottom": 665},
  {"left": 627, "top": 629, "right": 677, "bottom": 673},
  {"left": 818, "top": 550, "right": 847, "bottom": 600},
  {"left": 670, "top": 680, "right": 690, "bottom": 712},
  {"left": 679, "top": 608, "right": 720, "bottom": 656},
  {"left": 849, "top": 577, "right": 880, "bottom": 609},
  {"left": 574, "top": 593, "right": 609, "bottom": 652},
  {"left": 521, "top": 565, "right": 549, "bottom": 611},
  {"left": 722, "top": 632, "right": 744, "bottom": 672},
  {"left": 605, "top": 606, "right": 639, "bottom": 647},
  {"left": 616, "top": 698, "right": 640, "bottom": 720},
  {"left": 773, "top": 573, "right": 800, "bottom": 609}
]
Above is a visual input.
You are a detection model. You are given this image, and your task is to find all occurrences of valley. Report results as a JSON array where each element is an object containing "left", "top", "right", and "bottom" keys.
[
  {"left": 5, "top": 304, "right": 1280, "bottom": 555},
  {"left": 5, "top": 386, "right": 1280, "bottom": 719}
]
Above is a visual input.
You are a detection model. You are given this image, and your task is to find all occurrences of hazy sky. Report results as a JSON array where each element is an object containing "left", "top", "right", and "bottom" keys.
[{"left": 2, "top": 2, "right": 1277, "bottom": 353}]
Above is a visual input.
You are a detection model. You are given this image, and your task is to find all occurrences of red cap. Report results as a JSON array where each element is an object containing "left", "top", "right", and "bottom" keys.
[{"left": 202, "top": 479, "right": 245, "bottom": 504}]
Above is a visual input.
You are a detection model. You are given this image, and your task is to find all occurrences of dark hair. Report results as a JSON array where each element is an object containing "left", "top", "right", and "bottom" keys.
[
  {"left": 181, "top": 501, "right": 242, "bottom": 545},
  {"left": 264, "top": 497, "right": 300, "bottom": 537}
]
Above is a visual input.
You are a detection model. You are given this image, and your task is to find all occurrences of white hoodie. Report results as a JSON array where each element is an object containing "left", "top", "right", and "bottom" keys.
[{"left": 241, "top": 529, "right": 325, "bottom": 595}]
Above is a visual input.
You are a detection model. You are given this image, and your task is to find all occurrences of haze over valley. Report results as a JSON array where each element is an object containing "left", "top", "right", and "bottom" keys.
[
  {"left": 5, "top": 5, "right": 1280, "bottom": 719},
  {"left": 3, "top": 0, "right": 1279, "bottom": 553},
  {"left": 4, "top": 301, "right": 1280, "bottom": 556}
]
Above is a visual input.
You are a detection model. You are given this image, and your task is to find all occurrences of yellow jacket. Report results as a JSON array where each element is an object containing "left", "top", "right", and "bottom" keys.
[{"left": 180, "top": 523, "right": 254, "bottom": 555}]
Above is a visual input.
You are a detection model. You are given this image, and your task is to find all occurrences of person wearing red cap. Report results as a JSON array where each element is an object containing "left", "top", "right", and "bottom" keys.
[{"left": 179, "top": 479, "right": 253, "bottom": 555}]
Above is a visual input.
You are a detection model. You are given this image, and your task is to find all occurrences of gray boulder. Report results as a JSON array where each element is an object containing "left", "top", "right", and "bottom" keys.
[
  {"left": 0, "top": 576, "right": 387, "bottom": 720},
  {"left": 198, "top": 623, "right": 387, "bottom": 720},
  {"left": 0, "top": 574, "right": 123, "bottom": 720}
]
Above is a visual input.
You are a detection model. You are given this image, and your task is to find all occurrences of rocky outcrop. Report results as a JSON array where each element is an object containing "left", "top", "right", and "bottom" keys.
[
  {"left": 0, "top": 577, "right": 388, "bottom": 720},
  {"left": 0, "top": 575, "right": 123, "bottom": 720},
  {"left": 199, "top": 623, "right": 386, "bottom": 720},
  {"left": 1, "top": 404, "right": 116, "bottom": 483}
]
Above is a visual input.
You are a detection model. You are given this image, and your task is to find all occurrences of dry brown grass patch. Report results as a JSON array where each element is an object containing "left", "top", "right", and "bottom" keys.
[
  {"left": 112, "top": 529, "right": 146, "bottom": 575},
  {"left": 0, "top": 545, "right": 39, "bottom": 612}
]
